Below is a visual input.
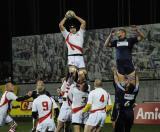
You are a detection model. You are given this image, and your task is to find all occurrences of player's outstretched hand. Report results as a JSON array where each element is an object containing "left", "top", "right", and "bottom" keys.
[{"left": 81, "top": 111, "right": 89, "bottom": 121}]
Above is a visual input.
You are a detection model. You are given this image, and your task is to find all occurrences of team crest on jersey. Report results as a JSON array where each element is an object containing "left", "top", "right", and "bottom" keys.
[
  {"left": 124, "top": 94, "right": 135, "bottom": 100},
  {"left": 117, "top": 41, "right": 128, "bottom": 47}
]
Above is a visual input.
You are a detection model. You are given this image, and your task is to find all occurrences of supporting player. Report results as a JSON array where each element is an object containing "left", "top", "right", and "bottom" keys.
[
  {"left": 56, "top": 70, "right": 78, "bottom": 132},
  {"left": 32, "top": 80, "right": 58, "bottom": 132},
  {"left": 111, "top": 67, "right": 139, "bottom": 132},
  {"left": 68, "top": 74, "right": 89, "bottom": 132},
  {"left": 22, "top": 80, "right": 53, "bottom": 132},
  {"left": 82, "top": 79, "right": 112, "bottom": 132}
]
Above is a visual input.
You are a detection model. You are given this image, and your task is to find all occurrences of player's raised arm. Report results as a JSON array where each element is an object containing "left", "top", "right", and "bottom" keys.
[
  {"left": 16, "top": 92, "right": 32, "bottom": 101},
  {"left": 59, "top": 17, "right": 67, "bottom": 31},
  {"left": 131, "top": 25, "right": 144, "bottom": 41},
  {"left": 111, "top": 67, "right": 119, "bottom": 84},
  {"left": 5, "top": 83, "right": 32, "bottom": 102},
  {"left": 104, "top": 30, "right": 115, "bottom": 47},
  {"left": 73, "top": 13, "right": 86, "bottom": 30}
]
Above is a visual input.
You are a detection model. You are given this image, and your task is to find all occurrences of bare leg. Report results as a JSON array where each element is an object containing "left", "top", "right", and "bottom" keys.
[
  {"left": 95, "top": 126, "right": 102, "bottom": 132},
  {"left": 64, "top": 122, "right": 72, "bottom": 132},
  {"left": 73, "top": 124, "right": 81, "bottom": 132},
  {"left": 84, "top": 125, "right": 94, "bottom": 132},
  {"left": 56, "top": 120, "right": 64, "bottom": 132}
]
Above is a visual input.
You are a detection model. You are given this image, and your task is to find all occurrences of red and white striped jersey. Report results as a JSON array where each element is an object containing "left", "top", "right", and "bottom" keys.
[
  {"left": 0, "top": 91, "right": 17, "bottom": 114},
  {"left": 61, "top": 28, "right": 85, "bottom": 55},
  {"left": 68, "top": 85, "right": 88, "bottom": 111},
  {"left": 32, "top": 95, "right": 57, "bottom": 120},
  {"left": 87, "top": 88, "right": 112, "bottom": 111}
]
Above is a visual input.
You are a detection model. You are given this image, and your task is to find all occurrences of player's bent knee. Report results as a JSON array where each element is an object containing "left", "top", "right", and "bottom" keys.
[
  {"left": 84, "top": 125, "right": 92, "bottom": 132},
  {"left": 57, "top": 121, "right": 64, "bottom": 128},
  {"left": 69, "top": 65, "right": 78, "bottom": 74},
  {"left": 78, "top": 69, "right": 87, "bottom": 80},
  {"left": 78, "top": 68, "right": 87, "bottom": 75}
]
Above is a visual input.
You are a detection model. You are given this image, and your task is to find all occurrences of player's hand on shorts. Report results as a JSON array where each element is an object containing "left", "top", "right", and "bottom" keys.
[
  {"left": 81, "top": 111, "right": 85, "bottom": 119},
  {"left": 31, "top": 127, "right": 36, "bottom": 132},
  {"left": 82, "top": 111, "right": 89, "bottom": 120}
]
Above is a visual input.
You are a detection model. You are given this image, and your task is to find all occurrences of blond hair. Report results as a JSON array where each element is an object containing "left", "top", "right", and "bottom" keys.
[
  {"left": 5, "top": 82, "right": 14, "bottom": 91},
  {"left": 94, "top": 79, "right": 103, "bottom": 87}
]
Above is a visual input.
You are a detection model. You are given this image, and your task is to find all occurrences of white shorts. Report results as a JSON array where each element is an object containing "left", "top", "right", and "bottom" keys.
[
  {"left": 0, "top": 113, "right": 13, "bottom": 126},
  {"left": 58, "top": 106, "right": 72, "bottom": 122},
  {"left": 86, "top": 111, "right": 106, "bottom": 127},
  {"left": 68, "top": 55, "right": 85, "bottom": 68},
  {"left": 72, "top": 110, "right": 88, "bottom": 124},
  {"left": 36, "top": 118, "right": 55, "bottom": 132}
]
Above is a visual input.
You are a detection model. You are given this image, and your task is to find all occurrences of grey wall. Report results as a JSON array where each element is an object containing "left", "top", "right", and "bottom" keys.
[
  {"left": 12, "top": 24, "right": 160, "bottom": 83},
  {"left": 17, "top": 80, "right": 160, "bottom": 103}
]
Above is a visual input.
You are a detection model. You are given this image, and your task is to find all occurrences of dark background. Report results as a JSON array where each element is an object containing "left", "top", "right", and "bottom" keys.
[{"left": 0, "top": 0, "right": 160, "bottom": 81}]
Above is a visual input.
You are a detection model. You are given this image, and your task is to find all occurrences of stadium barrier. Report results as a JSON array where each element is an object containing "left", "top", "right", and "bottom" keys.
[
  {"left": 1, "top": 86, "right": 159, "bottom": 125},
  {"left": 10, "top": 102, "right": 160, "bottom": 125},
  {"left": 10, "top": 99, "right": 33, "bottom": 117},
  {"left": 9, "top": 98, "right": 112, "bottom": 123},
  {"left": 134, "top": 103, "right": 160, "bottom": 124}
]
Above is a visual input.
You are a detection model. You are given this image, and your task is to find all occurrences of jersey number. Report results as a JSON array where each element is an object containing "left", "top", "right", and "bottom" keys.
[
  {"left": 82, "top": 97, "right": 87, "bottom": 104},
  {"left": 124, "top": 101, "right": 130, "bottom": 107},
  {"left": 42, "top": 101, "right": 48, "bottom": 111},
  {"left": 100, "top": 95, "right": 104, "bottom": 102}
]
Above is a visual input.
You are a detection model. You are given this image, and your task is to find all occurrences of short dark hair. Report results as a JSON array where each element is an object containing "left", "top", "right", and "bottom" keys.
[
  {"left": 119, "top": 28, "right": 126, "bottom": 34},
  {"left": 81, "top": 81, "right": 89, "bottom": 92},
  {"left": 125, "top": 83, "right": 135, "bottom": 93}
]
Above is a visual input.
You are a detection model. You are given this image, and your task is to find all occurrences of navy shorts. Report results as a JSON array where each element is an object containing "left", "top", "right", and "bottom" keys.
[
  {"left": 116, "top": 59, "right": 135, "bottom": 75},
  {"left": 114, "top": 109, "right": 134, "bottom": 132}
]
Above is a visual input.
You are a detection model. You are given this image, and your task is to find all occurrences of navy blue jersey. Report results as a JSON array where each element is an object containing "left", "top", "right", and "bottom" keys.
[
  {"left": 115, "top": 82, "right": 139, "bottom": 110},
  {"left": 111, "top": 37, "right": 138, "bottom": 60}
]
